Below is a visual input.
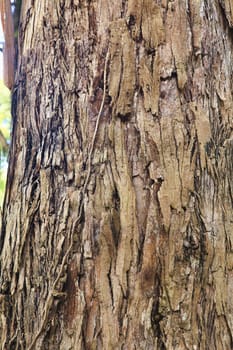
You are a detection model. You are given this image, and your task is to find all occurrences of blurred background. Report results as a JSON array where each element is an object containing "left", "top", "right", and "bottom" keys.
[{"left": 0, "top": 21, "right": 11, "bottom": 206}]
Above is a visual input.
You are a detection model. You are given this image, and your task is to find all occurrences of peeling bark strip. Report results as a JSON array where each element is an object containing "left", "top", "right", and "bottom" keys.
[{"left": 0, "top": 0, "right": 233, "bottom": 349}]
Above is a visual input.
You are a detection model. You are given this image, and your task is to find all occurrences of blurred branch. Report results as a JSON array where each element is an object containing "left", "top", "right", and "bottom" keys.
[{"left": 0, "top": 129, "right": 8, "bottom": 153}]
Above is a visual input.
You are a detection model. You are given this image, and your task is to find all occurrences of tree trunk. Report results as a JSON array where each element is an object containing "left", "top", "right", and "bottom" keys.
[{"left": 0, "top": 0, "right": 233, "bottom": 349}]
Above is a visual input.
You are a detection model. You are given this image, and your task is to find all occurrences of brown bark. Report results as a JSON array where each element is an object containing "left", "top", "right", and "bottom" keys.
[
  {"left": 0, "top": 0, "right": 233, "bottom": 349},
  {"left": 0, "top": 0, "right": 15, "bottom": 90}
]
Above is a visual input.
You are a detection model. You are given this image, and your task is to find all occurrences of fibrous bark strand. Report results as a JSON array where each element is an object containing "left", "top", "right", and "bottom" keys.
[{"left": 0, "top": 0, "right": 233, "bottom": 349}]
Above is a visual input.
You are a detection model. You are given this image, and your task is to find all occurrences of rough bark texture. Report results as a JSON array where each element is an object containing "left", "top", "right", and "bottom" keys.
[{"left": 0, "top": 0, "right": 233, "bottom": 349}]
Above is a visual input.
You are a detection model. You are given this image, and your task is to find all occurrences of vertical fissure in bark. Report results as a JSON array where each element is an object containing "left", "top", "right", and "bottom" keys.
[{"left": 0, "top": 0, "right": 233, "bottom": 349}]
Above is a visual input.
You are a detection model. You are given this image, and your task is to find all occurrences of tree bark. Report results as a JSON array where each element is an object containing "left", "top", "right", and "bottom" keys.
[{"left": 0, "top": 0, "right": 233, "bottom": 349}]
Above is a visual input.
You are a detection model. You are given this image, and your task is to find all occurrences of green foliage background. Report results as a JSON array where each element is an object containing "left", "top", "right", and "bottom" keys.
[{"left": 0, "top": 81, "right": 11, "bottom": 139}]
